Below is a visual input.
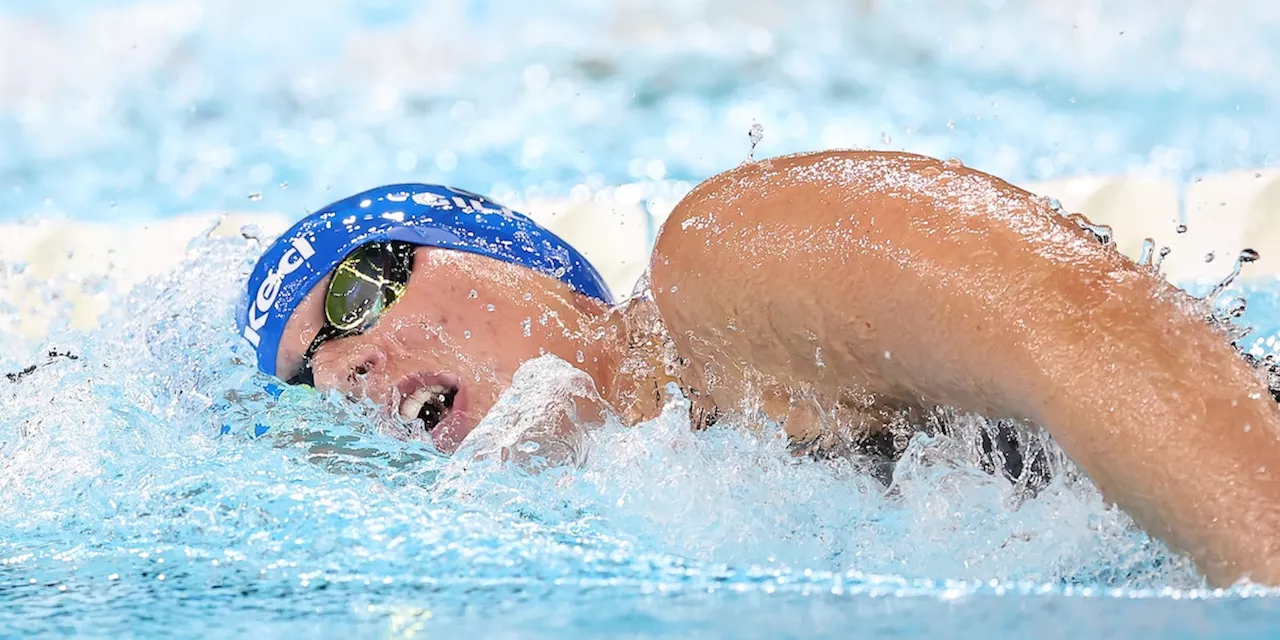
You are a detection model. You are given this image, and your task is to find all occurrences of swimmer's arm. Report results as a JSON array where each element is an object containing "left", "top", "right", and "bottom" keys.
[
  {"left": 878, "top": 196, "right": 1280, "bottom": 587},
  {"left": 652, "top": 150, "right": 1280, "bottom": 585},
  {"left": 1020, "top": 297, "right": 1280, "bottom": 586},
  {"left": 859, "top": 190, "right": 1280, "bottom": 586}
]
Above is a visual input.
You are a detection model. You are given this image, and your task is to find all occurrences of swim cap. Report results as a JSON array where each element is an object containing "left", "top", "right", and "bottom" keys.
[{"left": 237, "top": 183, "right": 614, "bottom": 377}]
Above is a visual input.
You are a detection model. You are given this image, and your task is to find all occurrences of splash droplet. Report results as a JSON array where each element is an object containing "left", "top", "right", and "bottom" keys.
[
  {"left": 468, "top": 290, "right": 478, "bottom": 300},
  {"left": 1068, "top": 213, "right": 1114, "bottom": 247},
  {"left": 1176, "top": 224, "right": 1188, "bottom": 234},
  {"left": 240, "top": 224, "right": 262, "bottom": 240},
  {"left": 1240, "top": 248, "right": 1260, "bottom": 263},
  {"left": 1221, "top": 296, "right": 1247, "bottom": 319},
  {"left": 1137, "top": 238, "right": 1155, "bottom": 267},
  {"left": 747, "top": 123, "right": 765, "bottom": 161},
  {"left": 248, "top": 193, "right": 263, "bottom": 202},
  {"left": 1205, "top": 252, "right": 1216, "bottom": 263},
  {"left": 1154, "top": 246, "right": 1171, "bottom": 272},
  {"left": 486, "top": 304, "right": 496, "bottom": 312},
  {"left": 463, "top": 330, "right": 472, "bottom": 339},
  {"left": 943, "top": 158, "right": 964, "bottom": 169}
]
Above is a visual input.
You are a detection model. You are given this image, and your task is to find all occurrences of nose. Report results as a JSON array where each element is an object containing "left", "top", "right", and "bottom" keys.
[{"left": 312, "top": 340, "right": 391, "bottom": 398}]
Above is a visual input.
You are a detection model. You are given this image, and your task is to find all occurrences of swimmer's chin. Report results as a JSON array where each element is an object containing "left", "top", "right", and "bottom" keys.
[{"left": 425, "top": 406, "right": 475, "bottom": 454}]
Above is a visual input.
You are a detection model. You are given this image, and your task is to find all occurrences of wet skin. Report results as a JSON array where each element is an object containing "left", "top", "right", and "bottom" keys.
[{"left": 276, "top": 150, "right": 1280, "bottom": 587}]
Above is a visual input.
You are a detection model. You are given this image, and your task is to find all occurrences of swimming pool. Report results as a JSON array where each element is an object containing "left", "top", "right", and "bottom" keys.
[{"left": 3, "top": 0, "right": 1280, "bottom": 637}]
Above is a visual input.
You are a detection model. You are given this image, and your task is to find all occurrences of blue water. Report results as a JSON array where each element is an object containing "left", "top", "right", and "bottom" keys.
[{"left": 3, "top": 1, "right": 1280, "bottom": 637}]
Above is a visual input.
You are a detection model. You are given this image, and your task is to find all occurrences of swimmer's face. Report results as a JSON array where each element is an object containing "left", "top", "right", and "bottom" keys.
[{"left": 276, "top": 247, "right": 612, "bottom": 453}]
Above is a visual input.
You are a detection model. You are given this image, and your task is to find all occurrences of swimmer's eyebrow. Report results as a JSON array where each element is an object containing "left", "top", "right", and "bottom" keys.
[{"left": 4, "top": 349, "right": 79, "bottom": 383}]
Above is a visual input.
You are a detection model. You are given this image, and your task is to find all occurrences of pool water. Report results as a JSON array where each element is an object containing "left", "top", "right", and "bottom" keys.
[{"left": 3, "top": 1, "right": 1280, "bottom": 637}]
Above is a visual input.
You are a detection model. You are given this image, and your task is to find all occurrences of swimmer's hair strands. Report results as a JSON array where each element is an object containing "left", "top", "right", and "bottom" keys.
[{"left": 237, "top": 184, "right": 615, "bottom": 377}]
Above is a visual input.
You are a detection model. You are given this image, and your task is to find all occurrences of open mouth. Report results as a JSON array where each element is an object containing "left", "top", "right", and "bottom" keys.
[{"left": 396, "top": 375, "right": 460, "bottom": 433}]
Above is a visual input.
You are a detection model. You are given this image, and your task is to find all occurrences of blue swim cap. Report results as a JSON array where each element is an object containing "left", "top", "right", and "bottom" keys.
[{"left": 237, "top": 183, "right": 614, "bottom": 377}]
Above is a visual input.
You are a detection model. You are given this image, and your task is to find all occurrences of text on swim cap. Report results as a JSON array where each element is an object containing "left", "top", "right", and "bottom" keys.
[{"left": 243, "top": 236, "right": 316, "bottom": 349}]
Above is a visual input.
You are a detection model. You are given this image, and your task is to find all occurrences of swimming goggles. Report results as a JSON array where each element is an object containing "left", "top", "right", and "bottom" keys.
[{"left": 287, "top": 241, "right": 415, "bottom": 386}]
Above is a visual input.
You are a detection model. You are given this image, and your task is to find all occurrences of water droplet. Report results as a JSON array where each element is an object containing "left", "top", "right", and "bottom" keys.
[
  {"left": 1137, "top": 238, "right": 1155, "bottom": 267},
  {"left": 248, "top": 193, "right": 263, "bottom": 202},
  {"left": 280, "top": 182, "right": 289, "bottom": 189},
  {"left": 1240, "top": 248, "right": 1260, "bottom": 263},
  {"left": 486, "top": 304, "right": 496, "bottom": 312},
  {"left": 881, "top": 132, "right": 892, "bottom": 144},
  {"left": 517, "top": 440, "right": 541, "bottom": 453},
  {"left": 522, "top": 318, "right": 532, "bottom": 338},
  {"left": 943, "top": 158, "right": 963, "bottom": 169},
  {"left": 884, "top": 351, "right": 892, "bottom": 359},
  {"left": 1205, "top": 252, "right": 1216, "bottom": 263},
  {"left": 1220, "top": 296, "right": 1247, "bottom": 319},
  {"left": 1154, "top": 246, "right": 1171, "bottom": 272},
  {"left": 468, "top": 290, "right": 478, "bottom": 299},
  {"left": 670, "top": 285, "right": 679, "bottom": 294},
  {"left": 747, "top": 123, "right": 765, "bottom": 161},
  {"left": 1176, "top": 224, "right": 1188, "bottom": 234},
  {"left": 240, "top": 224, "right": 262, "bottom": 240},
  {"left": 576, "top": 350, "right": 585, "bottom": 363},
  {"left": 1068, "top": 213, "right": 1114, "bottom": 247},
  {"left": 463, "top": 330, "right": 472, "bottom": 339}
]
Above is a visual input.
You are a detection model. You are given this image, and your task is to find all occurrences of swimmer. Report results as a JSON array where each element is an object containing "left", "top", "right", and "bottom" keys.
[{"left": 238, "top": 150, "right": 1280, "bottom": 587}]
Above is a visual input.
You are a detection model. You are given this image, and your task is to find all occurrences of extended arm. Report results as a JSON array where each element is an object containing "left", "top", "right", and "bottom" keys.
[{"left": 651, "top": 150, "right": 1280, "bottom": 586}]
